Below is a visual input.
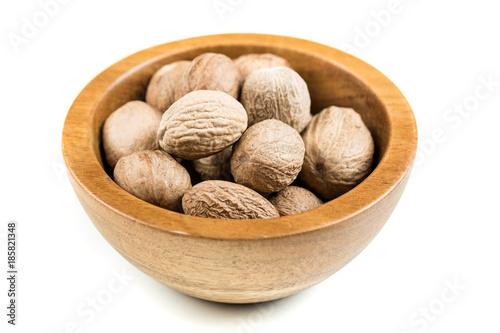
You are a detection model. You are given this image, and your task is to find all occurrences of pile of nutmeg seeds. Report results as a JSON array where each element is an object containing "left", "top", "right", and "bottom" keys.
[{"left": 102, "top": 53, "right": 374, "bottom": 219}]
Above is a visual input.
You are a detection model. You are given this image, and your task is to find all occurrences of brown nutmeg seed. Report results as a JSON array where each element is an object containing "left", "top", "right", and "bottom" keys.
[
  {"left": 193, "top": 146, "right": 233, "bottom": 181},
  {"left": 233, "top": 53, "right": 291, "bottom": 80},
  {"left": 240, "top": 66, "right": 312, "bottom": 132},
  {"left": 174, "top": 53, "right": 241, "bottom": 101},
  {"left": 114, "top": 150, "right": 191, "bottom": 211},
  {"left": 157, "top": 90, "right": 248, "bottom": 160},
  {"left": 269, "top": 186, "right": 323, "bottom": 216},
  {"left": 145, "top": 60, "right": 191, "bottom": 112},
  {"left": 299, "top": 106, "right": 374, "bottom": 200},
  {"left": 103, "top": 100, "right": 162, "bottom": 169},
  {"left": 231, "top": 119, "right": 305, "bottom": 193},
  {"left": 182, "top": 180, "right": 279, "bottom": 219}
]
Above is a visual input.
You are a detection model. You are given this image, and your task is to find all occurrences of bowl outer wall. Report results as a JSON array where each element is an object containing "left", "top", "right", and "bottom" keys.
[{"left": 62, "top": 34, "right": 417, "bottom": 303}]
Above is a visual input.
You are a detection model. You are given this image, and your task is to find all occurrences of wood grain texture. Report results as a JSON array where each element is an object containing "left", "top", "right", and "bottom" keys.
[{"left": 62, "top": 33, "right": 418, "bottom": 303}]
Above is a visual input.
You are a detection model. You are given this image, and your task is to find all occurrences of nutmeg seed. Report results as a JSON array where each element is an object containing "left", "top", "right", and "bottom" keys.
[
  {"left": 299, "top": 106, "right": 374, "bottom": 200},
  {"left": 193, "top": 146, "right": 233, "bottom": 181},
  {"left": 103, "top": 100, "right": 162, "bottom": 169},
  {"left": 269, "top": 186, "right": 323, "bottom": 216},
  {"left": 158, "top": 90, "right": 248, "bottom": 160},
  {"left": 231, "top": 119, "right": 305, "bottom": 193},
  {"left": 233, "top": 53, "right": 291, "bottom": 80},
  {"left": 146, "top": 60, "right": 191, "bottom": 112},
  {"left": 174, "top": 53, "right": 241, "bottom": 101},
  {"left": 182, "top": 180, "right": 279, "bottom": 219},
  {"left": 114, "top": 150, "right": 192, "bottom": 211},
  {"left": 240, "top": 66, "right": 312, "bottom": 132}
]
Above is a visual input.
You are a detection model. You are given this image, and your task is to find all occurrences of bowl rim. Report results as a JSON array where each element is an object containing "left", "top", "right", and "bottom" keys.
[{"left": 62, "top": 33, "right": 417, "bottom": 240}]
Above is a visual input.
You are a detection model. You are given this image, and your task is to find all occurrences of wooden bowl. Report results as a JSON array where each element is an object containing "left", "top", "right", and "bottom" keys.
[{"left": 62, "top": 34, "right": 417, "bottom": 303}]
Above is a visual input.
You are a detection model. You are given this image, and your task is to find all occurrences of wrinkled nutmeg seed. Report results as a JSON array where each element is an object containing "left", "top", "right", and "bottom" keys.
[
  {"left": 299, "top": 106, "right": 374, "bottom": 200},
  {"left": 240, "top": 66, "right": 312, "bottom": 132},
  {"left": 146, "top": 60, "right": 191, "bottom": 112},
  {"left": 157, "top": 90, "right": 248, "bottom": 160},
  {"left": 233, "top": 53, "right": 291, "bottom": 80},
  {"left": 103, "top": 100, "right": 162, "bottom": 169},
  {"left": 114, "top": 150, "right": 191, "bottom": 211},
  {"left": 269, "top": 186, "right": 323, "bottom": 216},
  {"left": 182, "top": 180, "right": 279, "bottom": 219},
  {"left": 193, "top": 146, "right": 233, "bottom": 181},
  {"left": 231, "top": 119, "right": 305, "bottom": 193},
  {"left": 174, "top": 53, "right": 241, "bottom": 101}
]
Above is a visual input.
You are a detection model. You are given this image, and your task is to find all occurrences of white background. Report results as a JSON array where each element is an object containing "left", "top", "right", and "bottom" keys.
[{"left": 1, "top": 0, "right": 499, "bottom": 332}]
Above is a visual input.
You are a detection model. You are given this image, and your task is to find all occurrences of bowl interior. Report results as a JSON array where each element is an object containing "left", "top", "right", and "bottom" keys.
[
  {"left": 64, "top": 34, "right": 416, "bottom": 240},
  {"left": 91, "top": 44, "right": 389, "bottom": 174}
]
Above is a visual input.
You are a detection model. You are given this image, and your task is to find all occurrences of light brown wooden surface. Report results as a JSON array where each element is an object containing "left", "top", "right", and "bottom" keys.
[{"left": 62, "top": 33, "right": 418, "bottom": 303}]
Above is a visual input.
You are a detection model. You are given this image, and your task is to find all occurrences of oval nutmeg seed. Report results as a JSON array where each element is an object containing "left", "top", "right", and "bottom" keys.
[
  {"left": 145, "top": 60, "right": 191, "bottom": 112},
  {"left": 299, "top": 106, "right": 375, "bottom": 200},
  {"left": 193, "top": 146, "right": 233, "bottom": 181},
  {"left": 182, "top": 180, "right": 279, "bottom": 219},
  {"left": 174, "top": 53, "right": 241, "bottom": 101},
  {"left": 231, "top": 119, "right": 305, "bottom": 194},
  {"left": 240, "top": 66, "right": 312, "bottom": 132},
  {"left": 114, "top": 150, "right": 192, "bottom": 211},
  {"left": 103, "top": 100, "right": 162, "bottom": 169},
  {"left": 233, "top": 53, "right": 291, "bottom": 80},
  {"left": 157, "top": 90, "right": 248, "bottom": 160},
  {"left": 269, "top": 186, "right": 323, "bottom": 216}
]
